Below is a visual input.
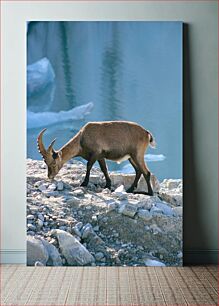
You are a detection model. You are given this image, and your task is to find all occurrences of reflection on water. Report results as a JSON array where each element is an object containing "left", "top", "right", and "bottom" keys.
[
  {"left": 59, "top": 22, "right": 77, "bottom": 109},
  {"left": 101, "top": 23, "right": 123, "bottom": 120},
  {"left": 27, "top": 21, "right": 182, "bottom": 180}
]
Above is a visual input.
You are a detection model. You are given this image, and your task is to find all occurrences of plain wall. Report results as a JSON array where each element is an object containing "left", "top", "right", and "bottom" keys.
[{"left": 1, "top": 1, "right": 218, "bottom": 263}]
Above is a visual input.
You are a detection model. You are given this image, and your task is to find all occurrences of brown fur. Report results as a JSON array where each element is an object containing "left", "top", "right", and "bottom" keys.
[{"left": 37, "top": 121, "right": 155, "bottom": 195}]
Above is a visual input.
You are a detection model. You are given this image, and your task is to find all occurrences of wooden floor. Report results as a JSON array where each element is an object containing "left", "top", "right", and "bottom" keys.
[{"left": 1, "top": 265, "right": 218, "bottom": 305}]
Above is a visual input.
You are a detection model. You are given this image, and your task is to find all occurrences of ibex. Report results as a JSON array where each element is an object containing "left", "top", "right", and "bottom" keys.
[{"left": 37, "top": 121, "right": 156, "bottom": 196}]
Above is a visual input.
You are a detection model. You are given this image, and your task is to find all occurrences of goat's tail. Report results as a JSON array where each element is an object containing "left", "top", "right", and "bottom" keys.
[{"left": 147, "top": 130, "right": 156, "bottom": 148}]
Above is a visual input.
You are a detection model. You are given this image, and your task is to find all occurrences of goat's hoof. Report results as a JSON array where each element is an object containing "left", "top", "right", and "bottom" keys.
[
  {"left": 126, "top": 187, "right": 134, "bottom": 193},
  {"left": 80, "top": 181, "right": 88, "bottom": 187},
  {"left": 104, "top": 183, "right": 111, "bottom": 190}
]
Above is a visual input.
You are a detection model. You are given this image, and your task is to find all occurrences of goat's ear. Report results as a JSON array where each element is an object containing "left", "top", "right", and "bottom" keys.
[{"left": 52, "top": 151, "right": 59, "bottom": 159}]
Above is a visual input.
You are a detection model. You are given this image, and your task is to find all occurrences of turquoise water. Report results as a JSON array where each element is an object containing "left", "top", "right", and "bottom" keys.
[{"left": 27, "top": 21, "right": 182, "bottom": 180}]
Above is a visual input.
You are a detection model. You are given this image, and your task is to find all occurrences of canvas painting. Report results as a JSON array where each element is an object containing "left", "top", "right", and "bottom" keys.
[{"left": 26, "top": 21, "right": 183, "bottom": 266}]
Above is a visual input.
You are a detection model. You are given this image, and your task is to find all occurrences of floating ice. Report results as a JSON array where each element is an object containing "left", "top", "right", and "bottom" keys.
[
  {"left": 27, "top": 102, "right": 94, "bottom": 129},
  {"left": 118, "top": 154, "right": 166, "bottom": 173},
  {"left": 27, "top": 57, "right": 55, "bottom": 97},
  {"left": 145, "top": 154, "right": 166, "bottom": 162}
]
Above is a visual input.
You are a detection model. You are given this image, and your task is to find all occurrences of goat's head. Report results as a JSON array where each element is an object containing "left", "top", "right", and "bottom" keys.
[{"left": 37, "top": 128, "right": 63, "bottom": 179}]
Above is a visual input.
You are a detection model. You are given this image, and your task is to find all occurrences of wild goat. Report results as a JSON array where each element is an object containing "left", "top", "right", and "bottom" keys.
[{"left": 37, "top": 121, "right": 156, "bottom": 196}]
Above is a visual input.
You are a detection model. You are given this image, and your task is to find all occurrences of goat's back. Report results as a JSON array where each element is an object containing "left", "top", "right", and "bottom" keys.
[{"left": 79, "top": 121, "right": 149, "bottom": 156}]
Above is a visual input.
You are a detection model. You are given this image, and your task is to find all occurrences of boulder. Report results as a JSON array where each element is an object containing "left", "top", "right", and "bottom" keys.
[
  {"left": 110, "top": 173, "right": 160, "bottom": 193},
  {"left": 155, "top": 202, "right": 174, "bottom": 216},
  {"left": 158, "top": 191, "right": 182, "bottom": 207},
  {"left": 57, "top": 181, "right": 64, "bottom": 191},
  {"left": 81, "top": 223, "right": 94, "bottom": 239},
  {"left": 81, "top": 174, "right": 102, "bottom": 185},
  {"left": 66, "top": 196, "right": 80, "bottom": 206},
  {"left": 144, "top": 258, "right": 166, "bottom": 267},
  {"left": 138, "top": 209, "right": 152, "bottom": 221},
  {"left": 39, "top": 237, "right": 62, "bottom": 266},
  {"left": 113, "top": 185, "right": 127, "bottom": 199},
  {"left": 159, "top": 179, "right": 182, "bottom": 206},
  {"left": 119, "top": 203, "right": 137, "bottom": 218},
  {"left": 27, "top": 236, "right": 49, "bottom": 266},
  {"left": 54, "top": 229, "right": 95, "bottom": 265},
  {"left": 173, "top": 206, "right": 183, "bottom": 217}
]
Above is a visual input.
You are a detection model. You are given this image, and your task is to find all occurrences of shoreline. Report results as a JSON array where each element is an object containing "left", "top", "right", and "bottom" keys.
[{"left": 26, "top": 159, "right": 183, "bottom": 267}]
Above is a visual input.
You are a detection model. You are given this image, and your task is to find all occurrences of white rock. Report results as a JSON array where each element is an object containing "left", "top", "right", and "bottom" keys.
[
  {"left": 38, "top": 184, "right": 47, "bottom": 192},
  {"left": 75, "top": 222, "right": 83, "bottom": 230},
  {"left": 173, "top": 206, "right": 183, "bottom": 217},
  {"left": 161, "top": 179, "right": 182, "bottom": 190},
  {"left": 159, "top": 179, "right": 182, "bottom": 206},
  {"left": 91, "top": 215, "right": 98, "bottom": 222},
  {"left": 35, "top": 261, "right": 44, "bottom": 266},
  {"left": 177, "top": 251, "right": 183, "bottom": 258},
  {"left": 56, "top": 218, "right": 70, "bottom": 226},
  {"left": 93, "top": 226, "right": 99, "bottom": 232},
  {"left": 48, "top": 183, "right": 57, "bottom": 191},
  {"left": 39, "top": 238, "right": 62, "bottom": 266},
  {"left": 73, "top": 188, "right": 84, "bottom": 197},
  {"left": 54, "top": 230, "right": 95, "bottom": 265},
  {"left": 43, "top": 190, "right": 59, "bottom": 197},
  {"left": 57, "top": 181, "right": 64, "bottom": 191},
  {"left": 150, "top": 206, "right": 163, "bottom": 215},
  {"left": 114, "top": 185, "right": 127, "bottom": 199},
  {"left": 144, "top": 258, "right": 166, "bottom": 267},
  {"left": 27, "top": 236, "right": 49, "bottom": 266},
  {"left": 150, "top": 224, "right": 162, "bottom": 234},
  {"left": 72, "top": 226, "right": 81, "bottom": 237},
  {"left": 83, "top": 174, "right": 101, "bottom": 185},
  {"left": 110, "top": 173, "right": 160, "bottom": 193},
  {"left": 34, "top": 180, "right": 45, "bottom": 188},
  {"left": 81, "top": 223, "right": 94, "bottom": 239},
  {"left": 136, "top": 196, "right": 153, "bottom": 210},
  {"left": 138, "top": 175, "right": 160, "bottom": 193},
  {"left": 66, "top": 196, "right": 80, "bottom": 206},
  {"left": 120, "top": 204, "right": 137, "bottom": 218},
  {"left": 37, "top": 219, "right": 44, "bottom": 228},
  {"left": 107, "top": 202, "right": 117, "bottom": 211},
  {"left": 95, "top": 252, "right": 104, "bottom": 261},
  {"left": 37, "top": 213, "right": 44, "bottom": 222},
  {"left": 138, "top": 209, "right": 152, "bottom": 221},
  {"left": 27, "top": 214, "right": 35, "bottom": 220},
  {"left": 27, "top": 223, "right": 36, "bottom": 231},
  {"left": 159, "top": 190, "right": 182, "bottom": 207},
  {"left": 155, "top": 202, "right": 174, "bottom": 216}
]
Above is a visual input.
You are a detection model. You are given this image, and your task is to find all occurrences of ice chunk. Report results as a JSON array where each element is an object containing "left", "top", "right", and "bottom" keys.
[
  {"left": 27, "top": 102, "right": 94, "bottom": 129},
  {"left": 119, "top": 154, "right": 166, "bottom": 174},
  {"left": 27, "top": 57, "right": 55, "bottom": 97}
]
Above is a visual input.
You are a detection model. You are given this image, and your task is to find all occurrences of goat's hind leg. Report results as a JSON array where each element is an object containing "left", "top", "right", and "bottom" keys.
[
  {"left": 126, "top": 158, "right": 141, "bottom": 193},
  {"left": 131, "top": 155, "right": 153, "bottom": 196},
  {"left": 98, "top": 159, "right": 111, "bottom": 189}
]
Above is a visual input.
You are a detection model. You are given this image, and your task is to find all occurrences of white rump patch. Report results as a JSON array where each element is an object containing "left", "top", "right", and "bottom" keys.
[{"left": 116, "top": 154, "right": 131, "bottom": 164}]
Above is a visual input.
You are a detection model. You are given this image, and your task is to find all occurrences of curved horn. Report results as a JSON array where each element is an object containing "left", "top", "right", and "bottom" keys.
[
  {"left": 48, "top": 138, "right": 56, "bottom": 153},
  {"left": 37, "top": 128, "right": 47, "bottom": 158}
]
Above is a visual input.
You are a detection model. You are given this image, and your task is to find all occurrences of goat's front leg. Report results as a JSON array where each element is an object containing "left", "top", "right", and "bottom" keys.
[
  {"left": 81, "top": 158, "right": 96, "bottom": 187},
  {"left": 98, "top": 159, "right": 111, "bottom": 189}
]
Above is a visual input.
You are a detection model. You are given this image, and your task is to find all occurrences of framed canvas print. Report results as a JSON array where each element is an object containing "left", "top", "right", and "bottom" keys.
[{"left": 26, "top": 21, "right": 182, "bottom": 267}]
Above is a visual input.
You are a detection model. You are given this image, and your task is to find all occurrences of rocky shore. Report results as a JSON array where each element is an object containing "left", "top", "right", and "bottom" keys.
[{"left": 26, "top": 159, "right": 183, "bottom": 267}]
